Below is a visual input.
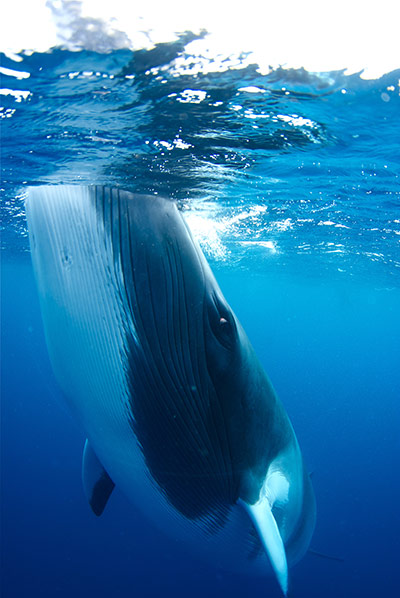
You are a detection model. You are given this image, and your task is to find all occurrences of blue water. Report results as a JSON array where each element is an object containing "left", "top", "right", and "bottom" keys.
[{"left": 1, "top": 36, "right": 400, "bottom": 598}]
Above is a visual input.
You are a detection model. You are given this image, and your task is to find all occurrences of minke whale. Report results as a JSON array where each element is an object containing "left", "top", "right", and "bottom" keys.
[{"left": 26, "top": 186, "right": 315, "bottom": 596}]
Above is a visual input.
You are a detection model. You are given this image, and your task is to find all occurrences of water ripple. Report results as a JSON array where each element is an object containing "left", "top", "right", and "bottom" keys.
[{"left": 1, "top": 39, "right": 399, "bottom": 283}]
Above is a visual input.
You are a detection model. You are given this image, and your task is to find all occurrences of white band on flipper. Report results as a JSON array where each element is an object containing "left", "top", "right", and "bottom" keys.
[{"left": 240, "top": 497, "right": 288, "bottom": 596}]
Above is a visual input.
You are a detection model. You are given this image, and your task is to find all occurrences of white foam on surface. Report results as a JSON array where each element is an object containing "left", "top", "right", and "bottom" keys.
[{"left": 1, "top": 0, "right": 399, "bottom": 79}]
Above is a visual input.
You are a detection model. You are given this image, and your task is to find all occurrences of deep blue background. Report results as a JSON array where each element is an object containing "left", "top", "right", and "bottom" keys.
[{"left": 2, "top": 255, "right": 399, "bottom": 597}]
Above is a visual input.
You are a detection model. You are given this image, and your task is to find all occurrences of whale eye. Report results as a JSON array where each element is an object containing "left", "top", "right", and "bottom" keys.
[{"left": 207, "top": 291, "right": 237, "bottom": 350}]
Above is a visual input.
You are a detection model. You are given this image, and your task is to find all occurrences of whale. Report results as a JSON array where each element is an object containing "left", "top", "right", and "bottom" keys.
[{"left": 26, "top": 185, "right": 315, "bottom": 596}]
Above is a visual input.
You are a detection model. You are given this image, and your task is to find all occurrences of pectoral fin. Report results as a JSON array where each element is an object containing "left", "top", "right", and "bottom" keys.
[
  {"left": 82, "top": 440, "right": 115, "bottom": 516},
  {"left": 240, "top": 497, "right": 288, "bottom": 596}
]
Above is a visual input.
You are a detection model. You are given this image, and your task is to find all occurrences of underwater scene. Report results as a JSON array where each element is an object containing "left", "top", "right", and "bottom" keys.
[{"left": 1, "top": 11, "right": 400, "bottom": 598}]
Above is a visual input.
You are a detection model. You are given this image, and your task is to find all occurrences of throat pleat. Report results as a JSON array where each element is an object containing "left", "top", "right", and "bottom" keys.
[{"left": 90, "top": 187, "right": 238, "bottom": 522}]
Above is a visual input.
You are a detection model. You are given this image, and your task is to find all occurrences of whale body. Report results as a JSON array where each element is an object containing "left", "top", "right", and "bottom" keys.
[{"left": 26, "top": 185, "right": 315, "bottom": 595}]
